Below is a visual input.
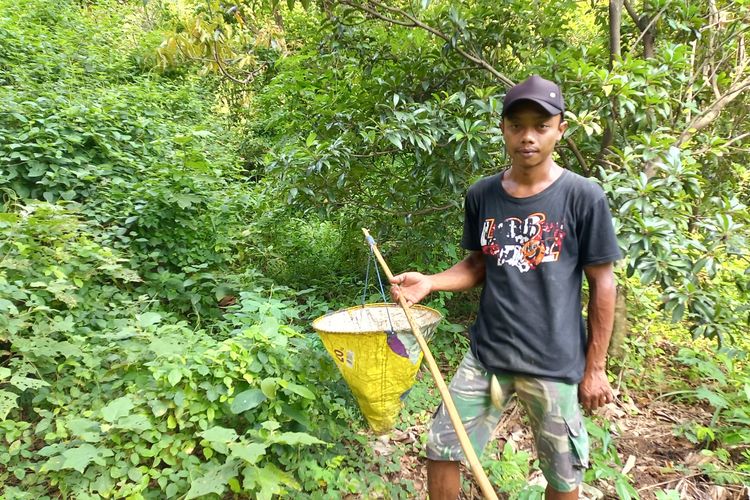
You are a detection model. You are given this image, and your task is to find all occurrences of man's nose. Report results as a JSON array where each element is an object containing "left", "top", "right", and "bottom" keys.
[{"left": 520, "top": 128, "right": 535, "bottom": 143}]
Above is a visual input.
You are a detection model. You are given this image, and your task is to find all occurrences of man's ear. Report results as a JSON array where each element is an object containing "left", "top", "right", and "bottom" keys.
[{"left": 557, "top": 118, "right": 568, "bottom": 138}]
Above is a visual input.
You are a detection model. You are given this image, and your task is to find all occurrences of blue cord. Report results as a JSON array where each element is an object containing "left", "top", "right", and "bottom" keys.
[{"left": 361, "top": 245, "right": 396, "bottom": 334}]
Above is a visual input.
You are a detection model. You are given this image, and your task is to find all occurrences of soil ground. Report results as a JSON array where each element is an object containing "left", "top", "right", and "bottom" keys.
[{"left": 370, "top": 393, "right": 750, "bottom": 499}]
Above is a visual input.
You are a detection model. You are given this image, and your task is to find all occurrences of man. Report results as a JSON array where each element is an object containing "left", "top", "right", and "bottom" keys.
[{"left": 390, "top": 75, "right": 621, "bottom": 499}]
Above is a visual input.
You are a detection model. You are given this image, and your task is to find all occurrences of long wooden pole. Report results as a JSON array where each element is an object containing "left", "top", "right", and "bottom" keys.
[{"left": 362, "top": 228, "right": 498, "bottom": 500}]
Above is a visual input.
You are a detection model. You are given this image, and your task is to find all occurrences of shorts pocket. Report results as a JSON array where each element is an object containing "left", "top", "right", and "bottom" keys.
[{"left": 564, "top": 413, "right": 590, "bottom": 469}]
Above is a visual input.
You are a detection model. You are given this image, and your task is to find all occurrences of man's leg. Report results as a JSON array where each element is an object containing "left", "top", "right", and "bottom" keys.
[
  {"left": 514, "top": 378, "right": 589, "bottom": 499},
  {"left": 426, "top": 459, "right": 460, "bottom": 500},
  {"left": 425, "top": 351, "right": 510, "bottom": 499},
  {"left": 545, "top": 484, "right": 579, "bottom": 500}
]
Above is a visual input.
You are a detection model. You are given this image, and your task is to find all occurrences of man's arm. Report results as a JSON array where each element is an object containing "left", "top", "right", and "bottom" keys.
[
  {"left": 579, "top": 261, "right": 617, "bottom": 411},
  {"left": 390, "top": 251, "right": 485, "bottom": 307}
]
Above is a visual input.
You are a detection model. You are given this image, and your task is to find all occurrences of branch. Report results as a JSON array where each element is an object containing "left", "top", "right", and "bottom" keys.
[
  {"left": 339, "top": 0, "right": 514, "bottom": 87},
  {"left": 622, "top": 0, "right": 639, "bottom": 25},
  {"left": 676, "top": 76, "right": 750, "bottom": 147},
  {"left": 695, "top": 131, "right": 750, "bottom": 155},
  {"left": 212, "top": 41, "right": 267, "bottom": 85},
  {"left": 340, "top": 0, "right": 416, "bottom": 27},
  {"left": 626, "top": 2, "right": 669, "bottom": 59},
  {"left": 408, "top": 203, "right": 456, "bottom": 216},
  {"left": 563, "top": 138, "right": 590, "bottom": 176}
]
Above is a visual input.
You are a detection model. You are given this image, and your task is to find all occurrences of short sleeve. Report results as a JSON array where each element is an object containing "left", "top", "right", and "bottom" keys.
[
  {"left": 461, "top": 190, "right": 481, "bottom": 251},
  {"left": 577, "top": 195, "right": 622, "bottom": 266}
]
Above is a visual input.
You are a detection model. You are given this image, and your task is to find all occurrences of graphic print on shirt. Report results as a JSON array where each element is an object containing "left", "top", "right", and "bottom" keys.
[{"left": 480, "top": 213, "right": 566, "bottom": 272}]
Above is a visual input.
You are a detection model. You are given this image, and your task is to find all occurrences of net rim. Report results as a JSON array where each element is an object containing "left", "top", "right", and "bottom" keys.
[{"left": 312, "top": 302, "right": 443, "bottom": 335}]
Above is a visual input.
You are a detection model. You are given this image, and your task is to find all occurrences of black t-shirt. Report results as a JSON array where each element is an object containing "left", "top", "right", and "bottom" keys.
[{"left": 462, "top": 169, "right": 621, "bottom": 384}]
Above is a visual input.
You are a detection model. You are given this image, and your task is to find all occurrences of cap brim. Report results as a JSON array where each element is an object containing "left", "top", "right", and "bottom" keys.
[{"left": 503, "top": 98, "right": 563, "bottom": 116}]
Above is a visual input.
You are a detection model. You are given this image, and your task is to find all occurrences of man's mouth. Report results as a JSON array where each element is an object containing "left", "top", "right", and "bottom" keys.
[{"left": 518, "top": 149, "right": 538, "bottom": 155}]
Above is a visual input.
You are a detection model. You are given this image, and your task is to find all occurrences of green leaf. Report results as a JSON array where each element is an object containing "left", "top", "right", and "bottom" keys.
[
  {"left": 201, "top": 426, "right": 239, "bottom": 443},
  {"left": 172, "top": 134, "right": 193, "bottom": 145},
  {"left": 0, "top": 367, "right": 10, "bottom": 380},
  {"left": 128, "top": 467, "right": 143, "bottom": 482},
  {"left": 614, "top": 478, "right": 634, "bottom": 500},
  {"left": 0, "top": 390, "right": 19, "bottom": 420},
  {"left": 137, "top": 312, "right": 162, "bottom": 328},
  {"left": 149, "top": 337, "right": 183, "bottom": 357},
  {"left": 61, "top": 444, "right": 113, "bottom": 473},
  {"left": 167, "top": 368, "right": 182, "bottom": 386},
  {"left": 230, "top": 389, "right": 267, "bottom": 414},
  {"left": 185, "top": 460, "right": 239, "bottom": 500},
  {"left": 695, "top": 387, "right": 729, "bottom": 409},
  {"left": 0, "top": 299, "right": 18, "bottom": 314},
  {"left": 149, "top": 399, "right": 170, "bottom": 417},
  {"left": 67, "top": 418, "right": 102, "bottom": 442},
  {"left": 229, "top": 442, "right": 267, "bottom": 464},
  {"left": 386, "top": 134, "right": 403, "bottom": 149},
  {"left": 243, "top": 463, "right": 299, "bottom": 499},
  {"left": 116, "top": 414, "right": 153, "bottom": 432},
  {"left": 284, "top": 382, "right": 315, "bottom": 400},
  {"left": 270, "top": 432, "right": 325, "bottom": 446},
  {"left": 260, "top": 378, "right": 277, "bottom": 399},
  {"left": 166, "top": 483, "right": 179, "bottom": 498},
  {"left": 101, "top": 396, "right": 134, "bottom": 423},
  {"left": 9, "top": 375, "right": 49, "bottom": 391}
]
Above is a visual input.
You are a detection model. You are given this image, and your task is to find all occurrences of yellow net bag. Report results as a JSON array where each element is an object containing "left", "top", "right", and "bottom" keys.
[{"left": 313, "top": 303, "right": 443, "bottom": 434}]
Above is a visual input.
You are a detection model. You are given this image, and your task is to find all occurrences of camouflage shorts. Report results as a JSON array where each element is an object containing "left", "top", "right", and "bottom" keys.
[{"left": 426, "top": 350, "right": 589, "bottom": 493}]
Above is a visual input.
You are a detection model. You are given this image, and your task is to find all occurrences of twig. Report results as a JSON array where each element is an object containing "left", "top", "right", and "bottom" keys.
[
  {"left": 351, "top": 149, "right": 399, "bottom": 158},
  {"left": 408, "top": 203, "right": 456, "bottom": 216},
  {"left": 636, "top": 472, "right": 704, "bottom": 492}
]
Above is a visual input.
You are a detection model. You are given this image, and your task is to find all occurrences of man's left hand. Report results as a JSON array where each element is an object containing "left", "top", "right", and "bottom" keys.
[{"left": 578, "top": 369, "right": 614, "bottom": 411}]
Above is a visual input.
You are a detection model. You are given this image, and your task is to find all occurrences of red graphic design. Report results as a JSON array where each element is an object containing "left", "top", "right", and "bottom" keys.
[{"left": 480, "top": 214, "right": 566, "bottom": 272}]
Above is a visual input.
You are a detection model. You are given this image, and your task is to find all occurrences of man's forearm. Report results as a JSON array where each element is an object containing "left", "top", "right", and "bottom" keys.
[
  {"left": 584, "top": 266, "right": 617, "bottom": 372},
  {"left": 429, "top": 251, "right": 485, "bottom": 293}
]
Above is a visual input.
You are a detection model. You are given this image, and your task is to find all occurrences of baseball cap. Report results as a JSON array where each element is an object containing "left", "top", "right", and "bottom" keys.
[{"left": 502, "top": 75, "right": 565, "bottom": 116}]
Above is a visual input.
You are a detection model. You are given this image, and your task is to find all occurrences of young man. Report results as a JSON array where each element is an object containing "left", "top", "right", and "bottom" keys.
[{"left": 391, "top": 75, "right": 621, "bottom": 499}]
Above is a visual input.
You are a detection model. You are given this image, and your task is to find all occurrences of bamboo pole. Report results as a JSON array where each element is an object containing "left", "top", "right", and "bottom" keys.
[{"left": 361, "top": 228, "right": 498, "bottom": 500}]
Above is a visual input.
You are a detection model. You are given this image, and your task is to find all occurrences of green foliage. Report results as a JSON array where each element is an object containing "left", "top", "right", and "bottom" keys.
[
  {"left": 0, "top": 200, "right": 358, "bottom": 497},
  {"left": 585, "top": 418, "right": 640, "bottom": 499},
  {"left": 4, "top": 0, "right": 750, "bottom": 496},
  {"left": 216, "top": 0, "right": 750, "bottom": 343},
  {"left": 669, "top": 347, "right": 750, "bottom": 450},
  {"left": 483, "top": 441, "right": 540, "bottom": 498}
]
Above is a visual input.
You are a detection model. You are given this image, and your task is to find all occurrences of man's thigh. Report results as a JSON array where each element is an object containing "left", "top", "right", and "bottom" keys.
[
  {"left": 425, "top": 350, "right": 511, "bottom": 461},
  {"left": 514, "top": 377, "right": 589, "bottom": 493}
]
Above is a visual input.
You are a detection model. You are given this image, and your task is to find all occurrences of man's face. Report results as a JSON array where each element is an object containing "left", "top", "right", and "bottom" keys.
[{"left": 501, "top": 101, "right": 567, "bottom": 169}]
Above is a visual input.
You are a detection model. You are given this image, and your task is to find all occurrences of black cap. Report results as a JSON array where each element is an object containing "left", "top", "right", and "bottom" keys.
[{"left": 503, "top": 75, "right": 565, "bottom": 116}]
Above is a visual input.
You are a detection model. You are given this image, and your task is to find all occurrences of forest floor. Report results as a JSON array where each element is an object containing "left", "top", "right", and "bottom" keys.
[{"left": 368, "top": 388, "right": 749, "bottom": 499}]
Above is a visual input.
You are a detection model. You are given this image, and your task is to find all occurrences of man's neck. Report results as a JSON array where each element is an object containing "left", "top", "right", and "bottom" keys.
[{"left": 502, "top": 161, "right": 563, "bottom": 198}]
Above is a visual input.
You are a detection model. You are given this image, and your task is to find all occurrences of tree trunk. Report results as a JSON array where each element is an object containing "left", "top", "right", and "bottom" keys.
[{"left": 609, "top": 0, "right": 623, "bottom": 66}]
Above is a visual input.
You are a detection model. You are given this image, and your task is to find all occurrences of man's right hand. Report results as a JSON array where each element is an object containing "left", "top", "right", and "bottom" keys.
[{"left": 390, "top": 272, "right": 432, "bottom": 307}]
